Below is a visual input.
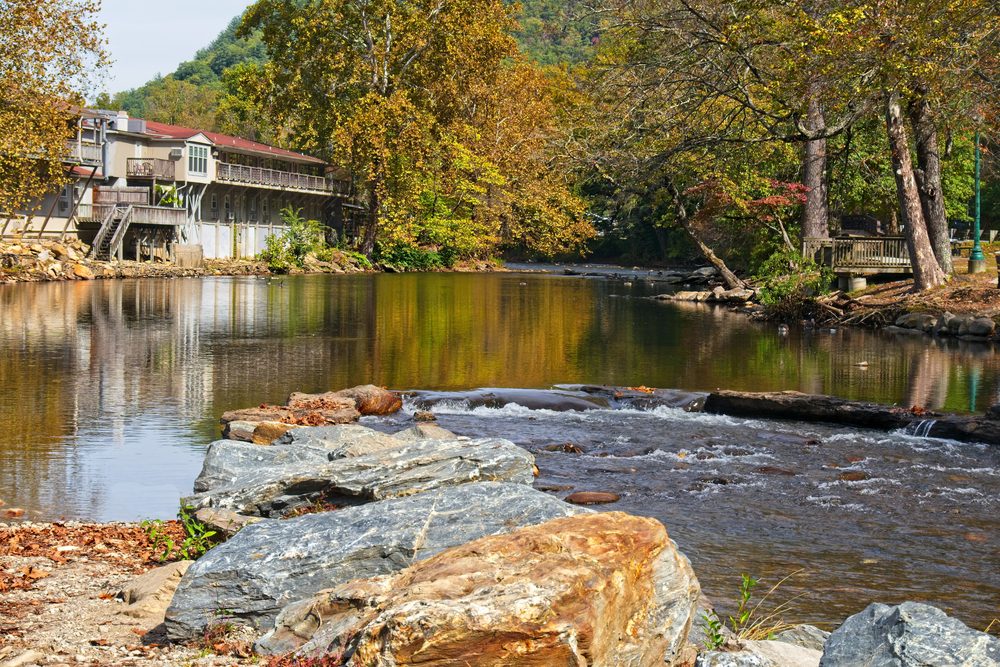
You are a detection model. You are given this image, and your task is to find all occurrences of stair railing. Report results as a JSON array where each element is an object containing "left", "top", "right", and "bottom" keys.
[
  {"left": 106, "top": 205, "right": 134, "bottom": 261},
  {"left": 90, "top": 205, "right": 120, "bottom": 259}
]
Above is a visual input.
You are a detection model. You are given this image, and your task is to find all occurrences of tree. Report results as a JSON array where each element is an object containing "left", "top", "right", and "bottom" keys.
[
  {"left": 0, "top": 0, "right": 109, "bottom": 215},
  {"left": 240, "top": 0, "right": 591, "bottom": 258},
  {"left": 144, "top": 76, "right": 220, "bottom": 130}
]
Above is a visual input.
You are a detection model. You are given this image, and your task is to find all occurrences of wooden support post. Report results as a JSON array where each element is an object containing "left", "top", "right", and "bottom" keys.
[{"left": 61, "top": 166, "right": 98, "bottom": 243}]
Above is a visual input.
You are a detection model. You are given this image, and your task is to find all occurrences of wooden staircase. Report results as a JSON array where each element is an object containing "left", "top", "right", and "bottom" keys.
[{"left": 89, "top": 205, "right": 134, "bottom": 261}]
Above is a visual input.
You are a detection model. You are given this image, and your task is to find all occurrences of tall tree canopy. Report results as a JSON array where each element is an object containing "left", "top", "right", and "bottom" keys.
[
  {"left": 238, "top": 0, "right": 592, "bottom": 257},
  {"left": 0, "top": 0, "right": 108, "bottom": 215}
]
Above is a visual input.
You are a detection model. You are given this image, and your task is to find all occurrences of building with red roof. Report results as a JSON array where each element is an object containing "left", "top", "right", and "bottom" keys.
[{"left": 2, "top": 110, "right": 352, "bottom": 264}]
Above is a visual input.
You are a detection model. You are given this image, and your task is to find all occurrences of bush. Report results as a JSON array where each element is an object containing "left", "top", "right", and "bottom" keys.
[
  {"left": 258, "top": 207, "right": 327, "bottom": 272},
  {"left": 754, "top": 249, "right": 835, "bottom": 307},
  {"left": 373, "top": 242, "right": 458, "bottom": 270}
]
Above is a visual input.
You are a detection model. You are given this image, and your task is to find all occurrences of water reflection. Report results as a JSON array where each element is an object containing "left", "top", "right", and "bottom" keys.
[{"left": 1, "top": 273, "right": 999, "bottom": 523}]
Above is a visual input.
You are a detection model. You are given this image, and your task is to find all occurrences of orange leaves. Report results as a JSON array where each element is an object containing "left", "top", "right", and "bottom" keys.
[{"left": 19, "top": 567, "right": 49, "bottom": 580}]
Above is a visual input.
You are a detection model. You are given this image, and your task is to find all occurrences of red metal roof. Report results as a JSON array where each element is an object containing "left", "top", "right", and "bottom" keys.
[{"left": 142, "top": 120, "right": 327, "bottom": 165}]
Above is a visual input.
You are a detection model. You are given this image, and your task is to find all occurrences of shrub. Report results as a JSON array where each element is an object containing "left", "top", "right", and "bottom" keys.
[
  {"left": 754, "top": 249, "right": 835, "bottom": 307},
  {"left": 258, "top": 207, "right": 328, "bottom": 272}
]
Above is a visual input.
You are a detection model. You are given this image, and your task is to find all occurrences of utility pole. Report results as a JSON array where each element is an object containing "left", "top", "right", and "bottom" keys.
[{"left": 969, "top": 131, "right": 986, "bottom": 273}]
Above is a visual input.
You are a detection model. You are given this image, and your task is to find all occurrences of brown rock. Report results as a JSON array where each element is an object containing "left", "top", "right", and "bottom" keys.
[
  {"left": 118, "top": 561, "right": 192, "bottom": 621},
  {"left": 72, "top": 264, "right": 94, "bottom": 280},
  {"left": 49, "top": 243, "right": 70, "bottom": 260},
  {"left": 252, "top": 421, "right": 297, "bottom": 445},
  {"left": 263, "top": 512, "right": 700, "bottom": 666},
  {"left": 1, "top": 508, "right": 24, "bottom": 518},
  {"left": 102, "top": 267, "right": 116, "bottom": 278},
  {"left": 330, "top": 385, "right": 403, "bottom": 415},
  {"left": 413, "top": 410, "right": 436, "bottom": 422},
  {"left": 565, "top": 491, "right": 621, "bottom": 505},
  {"left": 220, "top": 395, "right": 360, "bottom": 427}
]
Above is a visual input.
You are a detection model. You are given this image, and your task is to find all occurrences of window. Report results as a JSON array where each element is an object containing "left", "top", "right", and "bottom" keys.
[{"left": 188, "top": 145, "right": 208, "bottom": 175}]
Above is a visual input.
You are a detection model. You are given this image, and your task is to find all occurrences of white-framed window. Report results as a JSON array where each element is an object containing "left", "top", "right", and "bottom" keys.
[
  {"left": 188, "top": 145, "right": 209, "bottom": 175},
  {"left": 211, "top": 193, "right": 217, "bottom": 210}
]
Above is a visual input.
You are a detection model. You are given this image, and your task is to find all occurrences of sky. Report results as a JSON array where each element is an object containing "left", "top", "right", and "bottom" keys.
[{"left": 98, "top": 0, "right": 252, "bottom": 93}]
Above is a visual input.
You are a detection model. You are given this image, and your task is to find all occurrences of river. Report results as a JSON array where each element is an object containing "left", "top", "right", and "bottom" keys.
[{"left": 1, "top": 272, "right": 998, "bottom": 630}]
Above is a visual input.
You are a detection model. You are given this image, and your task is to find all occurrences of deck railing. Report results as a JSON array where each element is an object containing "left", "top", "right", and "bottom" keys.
[
  {"left": 75, "top": 203, "right": 117, "bottom": 223},
  {"left": 216, "top": 163, "right": 350, "bottom": 195},
  {"left": 126, "top": 158, "right": 176, "bottom": 180},
  {"left": 65, "top": 142, "right": 102, "bottom": 164},
  {"left": 94, "top": 187, "right": 149, "bottom": 205},
  {"left": 131, "top": 206, "right": 186, "bottom": 226},
  {"left": 802, "top": 237, "right": 911, "bottom": 273}
]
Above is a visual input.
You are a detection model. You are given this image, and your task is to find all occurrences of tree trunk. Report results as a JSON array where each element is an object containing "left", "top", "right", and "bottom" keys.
[
  {"left": 668, "top": 182, "right": 746, "bottom": 290},
  {"left": 884, "top": 91, "right": 946, "bottom": 291},
  {"left": 908, "top": 89, "right": 953, "bottom": 275},
  {"left": 801, "top": 92, "right": 829, "bottom": 240},
  {"left": 359, "top": 181, "right": 380, "bottom": 258}
]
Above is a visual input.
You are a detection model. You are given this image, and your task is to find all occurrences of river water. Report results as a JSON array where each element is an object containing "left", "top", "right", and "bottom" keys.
[{"left": 1, "top": 272, "right": 999, "bottom": 629}]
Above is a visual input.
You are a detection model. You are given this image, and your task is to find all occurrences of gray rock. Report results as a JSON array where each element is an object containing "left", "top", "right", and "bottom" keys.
[
  {"left": 774, "top": 625, "right": 830, "bottom": 652},
  {"left": 969, "top": 317, "right": 996, "bottom": 337},
  {"left": 697, "top": 651, "right": 777, "bottom": 667},
  {"left": 392, "top": 424, "right": 455, "bottom": 442},
  {"left": 894, "top": 313, "right": 936, "bottom": 332},
  {"left": 193, "top": 440, "right": 330, "bottom": 493},
  {"left": 688, "top": 594, "right": 734, "bottom": 649},
  {"left": 743, "top": 640, "right": 821, "bottom": 667},
  {"left": 819, "top": 601, "right": 1000, "bottom": 667},
  {"left": 184, "top": 438, "right": 536, "bottom": 517},
  {"left": 948, "top": 314, "right": 973, "bottom": 336},
  {"left": 275, "top": 423, "right": 403, "bottom": 458},
  {"left": 222, "top": 420, "right": 258, "bottom": 442},
  {"left": 192, "top": 507, "right": 264, "bottom": 538},
  {"left": 165, "top": 482, "right": 591, "bottom": 643},
  {"left": 933, "top": 312, "right": 955, "bottom": 335}
]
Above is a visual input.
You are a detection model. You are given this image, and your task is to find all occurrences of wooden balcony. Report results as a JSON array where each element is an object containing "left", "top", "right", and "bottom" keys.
[
  {"left": 65, "top": 142, "right": 102, "bottom": 165},
  {"left": 216, "top": 162, "right": 350, "bottom": 195},
  {"left": 127, "top": 158, "right": 176, "bottom": 180},
  {"left": 802, "top": 237, "right": 911, "bottom": 274}
]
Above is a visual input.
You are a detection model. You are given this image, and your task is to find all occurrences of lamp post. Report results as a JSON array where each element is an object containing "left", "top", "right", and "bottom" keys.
[{"left": 969, "top": 131, "right": 986, "bottom": 273}]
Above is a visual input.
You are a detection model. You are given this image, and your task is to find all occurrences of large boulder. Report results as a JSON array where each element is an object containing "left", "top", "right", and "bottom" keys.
[
  {"left": 894, "top": 313, "right": 936, "bottom": 332},
  {"left": 968, "top": 317, "right": 996, "bottom": 337},
  {"left": 165, "top": 483, "right": 592, "bottom": 643},
  {"left": 184, "top": 438, "right": 536, "bottom": 517},
  {"left": 703, "top": 391, "right": 926, "bottom": 430},
  {"left": 261, "top": 512, "right": 700, "bottom": 667},
  {"left": 819, "top": 601, "right": 1000, "bottom": 667}
]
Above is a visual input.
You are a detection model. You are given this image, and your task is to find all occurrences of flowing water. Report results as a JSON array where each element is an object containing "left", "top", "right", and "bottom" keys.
[{"left": 1, "top": 272, "right": 999, "bottom": 629}]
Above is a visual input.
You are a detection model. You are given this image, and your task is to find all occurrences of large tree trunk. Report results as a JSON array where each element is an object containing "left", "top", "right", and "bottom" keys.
[
  {"left": 801, "top": 92, "right": 829, "bottom": 240},
  {"left": 668, "top": 181, "right": 746, "bottom": 290},
  {"left": 908, "top": 89, "right": 953, "bottom": 275},
  {"left": 884, "top": 91, "right": 946, "bottom": 291},
  {"left": 359, "top": 180, "right": 380, "bottom": 258}
]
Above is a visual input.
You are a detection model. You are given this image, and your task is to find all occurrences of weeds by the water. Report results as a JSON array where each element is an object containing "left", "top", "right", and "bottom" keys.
[
  {"left": 986, "top": 618, "right": 1000, "bottom": 636},
  {"left": 142, "top": 505, "right": 217, "bottom": 561},
  {"left": 702, "top": 570, "right": 803, "bottom": 650}
]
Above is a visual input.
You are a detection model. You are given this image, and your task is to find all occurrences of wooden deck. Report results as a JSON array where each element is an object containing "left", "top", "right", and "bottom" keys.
[{"left": 802, "top": 237, "right": 911, "bottom": 275}]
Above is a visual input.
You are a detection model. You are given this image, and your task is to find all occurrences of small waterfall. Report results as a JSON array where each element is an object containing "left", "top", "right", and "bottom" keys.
[{"left": 907, "top": 419, "right": 937, "bottom": 437}]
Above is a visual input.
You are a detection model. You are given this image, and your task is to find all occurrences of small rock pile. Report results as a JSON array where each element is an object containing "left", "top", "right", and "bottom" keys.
[{"left": 887, "top": 311, "right": 997, "bottom": 339}]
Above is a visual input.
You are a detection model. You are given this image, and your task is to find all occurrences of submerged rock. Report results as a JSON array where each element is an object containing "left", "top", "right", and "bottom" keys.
[
  {"left": 165, "top": 483, "right": 591, "bottom": 643},
  {"left": 819, "top": 601, "right": 1000, "bottom": 667},
  {"left": 185, "top": 438, "right": 536, "bottom": 517},
  {"left": 565, "top": 491, "right": 621, "bottom": 504},
  {"left": 261, "top": 512, "right": 700, "bottom": 667}
]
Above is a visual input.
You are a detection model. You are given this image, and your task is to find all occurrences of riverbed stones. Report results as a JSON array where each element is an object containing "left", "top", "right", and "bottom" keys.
[
  {"left": 968, "top": 316, "right": 996, "bottom": 337},
  {"left": 164, "top": 483, "right": 592, "bottom": 643},
  {"left": 818, "top": 601, "right": 1000, "bottom": 667},
  {"left": 413, "top": 410, "right": 436, "bottom": 422},
  {"left": 183, "top": 438, "right": 536, "bottom": 516},
  {"left": 260, "top": 512, "right": 700, "bottom": 667},
  {"left": 933, "top": 312, "right": 955, "bottom": 335},
  {"left": 72, "top": 264, "right": 95, "bottom": 280},
  {"left": 565, "top": 491, "right": 621, "bottom": 504}
]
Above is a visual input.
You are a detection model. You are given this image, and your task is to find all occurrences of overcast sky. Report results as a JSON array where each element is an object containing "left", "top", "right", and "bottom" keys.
[{"left": 99, "top": 0, "right": 253, "bottom": 92}]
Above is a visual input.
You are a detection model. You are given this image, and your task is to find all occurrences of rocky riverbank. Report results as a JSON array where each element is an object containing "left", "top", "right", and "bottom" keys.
[
  {"left": 4, "top": 385, "right": 1000, "bottom": 667},
  {"left": 0, "top": 240, "right": 504, "bottom": 285}
]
